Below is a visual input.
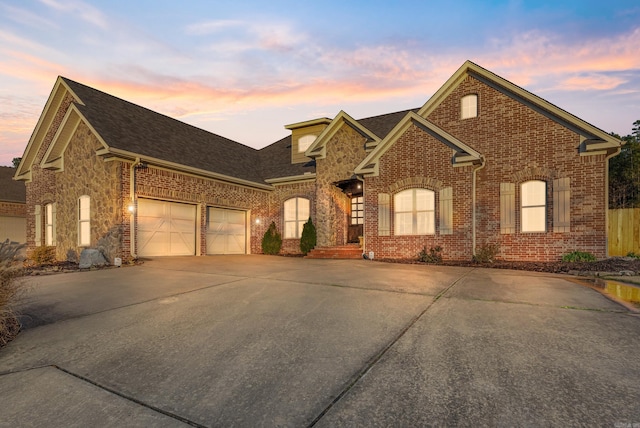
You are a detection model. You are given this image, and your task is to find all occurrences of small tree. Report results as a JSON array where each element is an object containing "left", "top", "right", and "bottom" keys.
[
  {"left": 300, "top": 217, "right": 317, "bottom": 255},
  {"left": 261, "top": 222, "right": 282, "bottom": 255}
]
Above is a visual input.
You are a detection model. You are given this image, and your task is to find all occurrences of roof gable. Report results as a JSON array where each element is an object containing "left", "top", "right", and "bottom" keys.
[
  {"left": 418, "top": 60, "right": 621, "bottom": 155},
  {"left": 355, "top": 112, "right": 484, "bottom": 176},
  {"left": 305, "top": 111, "right": 381, "bottom": 159}
]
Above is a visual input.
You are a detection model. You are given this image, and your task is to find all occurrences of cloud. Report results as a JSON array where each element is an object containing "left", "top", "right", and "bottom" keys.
[
  {"left": 38, "top": 0, "right": 108, "bottom": 29},
  {"left": 0, "top": 3, "right": 58, "bottom": 29}
]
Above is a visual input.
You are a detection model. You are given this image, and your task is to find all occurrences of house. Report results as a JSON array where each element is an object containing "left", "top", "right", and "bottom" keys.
[
  {"left": 14, "top": 61, "right": 622, "bottom": 263},
  {"left": 0, "top": 166, "right": 26, "bottom": 244}
]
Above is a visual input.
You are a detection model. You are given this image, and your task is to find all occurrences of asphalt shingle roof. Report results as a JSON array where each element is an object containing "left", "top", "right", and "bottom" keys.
[
  {"left": 0, "top": 167, "right": 26, "bottom": 203},
  {"left": 61, "top": 77, "right": 417, "bottom": 185},
  {"left": 62, "top": 78, "right": 264, "bottom": 184}
]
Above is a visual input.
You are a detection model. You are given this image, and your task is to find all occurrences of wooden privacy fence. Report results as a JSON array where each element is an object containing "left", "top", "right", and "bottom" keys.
[{"left": 609, "top": 208, "right": 640, "bottom": 256}]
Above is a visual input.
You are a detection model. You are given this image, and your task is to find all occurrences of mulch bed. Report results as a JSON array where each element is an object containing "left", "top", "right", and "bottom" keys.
[{"left": 377, "top": 257, "right": 640, "bottom": 275}]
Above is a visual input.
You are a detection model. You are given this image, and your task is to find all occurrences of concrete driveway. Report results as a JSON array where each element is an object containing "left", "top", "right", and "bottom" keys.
[{"left": 0, "top": 256, "right": 638, "bottom": 427}]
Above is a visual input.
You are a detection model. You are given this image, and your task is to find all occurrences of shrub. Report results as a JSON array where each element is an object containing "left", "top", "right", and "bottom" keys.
[
  {"left": 626, "top": 251, "right": 640, "bottom": 259},
  {"left": 473, "top": 243, "right": 499, "bottom": 263},
  {"left": 30, "top": 246, "right": 56, "bottom": 265},
  {"left": 562, "top": 251, "right": 597, "bottom": 262},
  {"left": 0, "top": 240, "right": 26, "bottom": 348},
  {"left": 300, "top": 217, "right": 317, "bottom": 255},
  {"left": 261, "top": 222, "right": 282, "bottom": 255},
  {"left": 418, "top": 246, "right": 443, "bottom": 263}
]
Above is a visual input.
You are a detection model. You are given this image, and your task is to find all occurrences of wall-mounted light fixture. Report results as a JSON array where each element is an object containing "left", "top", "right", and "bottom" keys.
[
  {"left": 255, "top": 218, "right": 261, "bottom": 225},
  {"left": 128, "top": 203, "right": 135, "bottom": 213}
]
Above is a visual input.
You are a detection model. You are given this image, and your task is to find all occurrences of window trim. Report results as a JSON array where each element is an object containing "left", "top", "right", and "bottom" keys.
[
  {"left": 521, "top": 180, "right": 547, "bottom": 233},
  {"left": 284, "top": 197, "right": 310, "bottom": 239},
  {"left": 394, "top": 188, "right": 435, "bottom": 236}
]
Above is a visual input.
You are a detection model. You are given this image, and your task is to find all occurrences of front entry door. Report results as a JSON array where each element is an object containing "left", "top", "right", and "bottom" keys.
[{"left": 348, "top": 195, "right": 363, "bottom": 243}]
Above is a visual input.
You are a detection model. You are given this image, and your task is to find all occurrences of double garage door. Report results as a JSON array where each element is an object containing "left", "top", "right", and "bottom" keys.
[{"left": 137, "top": 199, "right": 246, "bottom": 257}]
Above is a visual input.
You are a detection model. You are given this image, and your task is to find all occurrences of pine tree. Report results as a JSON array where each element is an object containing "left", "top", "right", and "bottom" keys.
[{"left": 300, "top": 217, "right": 317, "bottom": 255}]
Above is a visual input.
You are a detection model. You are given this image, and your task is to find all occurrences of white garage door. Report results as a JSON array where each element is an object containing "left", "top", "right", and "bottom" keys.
[
  {"left": 137, "top": 199, "right": 196, "bottom": 257},
  {"left": 0, "top": 216, "right": 26, "bottom": 244},
  {"left": 207, "top": 208, "right": 246, "bottom": 254}
]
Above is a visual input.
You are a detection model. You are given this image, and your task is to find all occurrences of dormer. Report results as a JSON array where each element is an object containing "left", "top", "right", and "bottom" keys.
[{"left": 284, "top": 118, "right": 332, "bottom": 164}]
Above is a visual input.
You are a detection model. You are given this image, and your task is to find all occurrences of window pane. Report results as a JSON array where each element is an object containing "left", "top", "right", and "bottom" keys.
[
  {"left": 522, "top": 181, "right": 546, "bottom": 207},
  {"left": 298, "top": 198, "right": 310, "bottom": 220},
  {"left": 522, "top": 206, "right": 546, "bottom": 232},
  {"left": 395, "top": 212, "right": 413, "bottom": 235},
  {"left": 415, "top": 189, "right": 434, "bottom": 211},
  {"left": 79, "top": 196, "right": 90, "bottom": 220},
  {"left": 416, "top": 211, "right": 435, "bottom": 235},
  {"left": 298, "top": 135, "right": 316, "bottom": 153},
  {"left": 80, "top": 222, "right": 90, "bottom": 246},
  {"left": 284, "top": 199, "right": 297, "bottom": 221},
  {"left": 285, "top": 221, "right": 297, "bottom": 239},
  {"left": 297, "top": 220, "right": 305, "bottom": 238},
  {"left": 395, "top": 190, "right": 413, "bottom": 212},
  {"left": 461, "top": 94, "right": 478, "bottom": 119}
]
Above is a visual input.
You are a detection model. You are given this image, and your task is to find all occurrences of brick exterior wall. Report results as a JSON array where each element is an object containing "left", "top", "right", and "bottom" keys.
[
  {"left": 0, "top": 202, "right": 26, "bottom": 217},
  {"left": 22, "top": 71, "right": 613, "bottom": 263},
  {"left": 365, "top": 124, "right": 475, "bottom": 260},
  {"left": 373, "top": 73, "right": 608, "bottom": 261}
]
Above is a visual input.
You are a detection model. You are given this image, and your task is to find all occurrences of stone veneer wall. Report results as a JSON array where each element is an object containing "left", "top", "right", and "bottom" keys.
[
  {"left": 25, "top": 93, "right": 73, "bottom": 258},
  {"left": 315, "top": 126, "right": 368, "bottom": 247},
  {"left": 55, "top": 122, "right": 124, "bottom": 262}
]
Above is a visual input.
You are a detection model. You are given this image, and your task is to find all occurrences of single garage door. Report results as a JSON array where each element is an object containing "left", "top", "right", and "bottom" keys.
[
  {"left": 0, "top": 216, "right": 26, "bottom": 243},
  {"left": 207, "top": 208, "right": 246, "bottom": 254},
  {"left": 137, "top": 199, "right": 196, "bottom": 257}
]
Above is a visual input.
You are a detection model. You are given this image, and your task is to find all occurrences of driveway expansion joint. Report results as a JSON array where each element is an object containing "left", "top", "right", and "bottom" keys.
[
  {"left": 52, "top": 365, "right": 204, "bottom": 428},
  {"left": 306, "top": 268, "right": 475, "bottom": 427}
]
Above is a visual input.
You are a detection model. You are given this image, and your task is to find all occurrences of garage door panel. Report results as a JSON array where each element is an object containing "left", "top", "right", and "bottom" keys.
[
  {"left": 138, "top": 200, "right": 196, "bottom": 257},
  {"left": 207, "top": 208, "right": 246, "bottom": 255}
]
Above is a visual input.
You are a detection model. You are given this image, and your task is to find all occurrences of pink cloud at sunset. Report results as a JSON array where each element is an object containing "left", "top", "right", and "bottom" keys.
[{"left": 0, "top": 0, "right": 639, "bottom": 166}]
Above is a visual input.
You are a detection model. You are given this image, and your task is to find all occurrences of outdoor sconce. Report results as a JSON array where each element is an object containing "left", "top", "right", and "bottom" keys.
[
  {"left": 128, "top": 203, "right": 135, "bottom": 213},
  {"left": 255, "top": 218, "right": 261, "bottom": 225}
]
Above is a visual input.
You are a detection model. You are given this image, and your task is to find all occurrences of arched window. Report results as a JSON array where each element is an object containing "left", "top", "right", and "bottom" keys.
[
  {"left": 521, "top": 181, "right": 546, "bottom": 232},
  {"left": 284, "top": 197, "right": 310, "bottom": 238},
  {"left": 78, "top": 195, "right": 91, "bottom": 246},
  {"left": 461, "top": 94, "right": 478, "bottom": 119},
  {"left": 394, "top": 189, "right": 435, "bottom": 235}
]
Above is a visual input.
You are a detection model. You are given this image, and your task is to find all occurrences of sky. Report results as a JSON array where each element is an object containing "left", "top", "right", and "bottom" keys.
[{"left": 1, "top": 0, "right": 639, "bottom": 166}]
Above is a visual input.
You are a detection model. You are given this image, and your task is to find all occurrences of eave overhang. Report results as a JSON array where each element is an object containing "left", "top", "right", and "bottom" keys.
[
  {"left": 355, "top": 112, "right": 483, "bottom": 177},
  {"left": 305, "top": 110, "right": 381, "bottom": 159}
]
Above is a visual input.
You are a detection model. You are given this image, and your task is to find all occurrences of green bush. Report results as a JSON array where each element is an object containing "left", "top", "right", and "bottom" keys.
[
  {"left": 261, "top": 222, "right": 282, "bottom": 255},
  {"left": 562, "top": 251, "right": 596, "bottom": 262},
  {"left": 30, "top": 246, "right": 56, "bottom": 265},
  {"left": 473, "top": 243, "right": 499, "bottom": 263},
  {"left": 418, "top": 246, "right": 443, "bottom": 263},
  {"left": 0, "top": 240, "right": 26, "bottom": 348},
  {"left": 626, "top": 251, "right": 640, "bottom": 259},
  {"left": 300, "top": 217, "right": 317, "bottom": 255}
]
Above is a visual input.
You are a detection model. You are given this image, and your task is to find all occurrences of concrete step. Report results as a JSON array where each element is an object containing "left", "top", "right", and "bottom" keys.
[{"left": 305, "top": 245, "right": 363, "bottom": 259}]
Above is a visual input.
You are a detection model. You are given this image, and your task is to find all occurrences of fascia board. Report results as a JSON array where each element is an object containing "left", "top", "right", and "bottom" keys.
[
  {"left": 40, "top": 105, "right": 82, "bottom": 170},
  {"left": 305, "top": 111, "right": 380, "bottom": 159},
  {"left": 355, "top": 111, "right": 482, "bottom": 176},
  {"left": 14, "top": 78, "right": 78, "bottom": 179},
  {"left": 265, "top": 173, "right": 317, "bottom": 185},
  {"left": 100, "top": 147, "right": 275, "bottom": 191}
]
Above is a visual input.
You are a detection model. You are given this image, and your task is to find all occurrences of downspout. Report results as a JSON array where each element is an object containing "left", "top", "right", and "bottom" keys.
[
  {"left": 129, "top": 157, "right": 140, "bottom": 259},
  {"left": 604, "top": 146, "right": 622, "bottom": 257},
  {"left": 355, "top": 174, "right": 365, "bottom": 255},
  {"left": 471, "top": 158, "right": 486, "bottom": 258}
]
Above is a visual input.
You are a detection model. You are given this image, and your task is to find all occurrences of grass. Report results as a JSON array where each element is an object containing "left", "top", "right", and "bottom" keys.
[{"left": 0, "top": 240, "right": 26, "bottom": 348}]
